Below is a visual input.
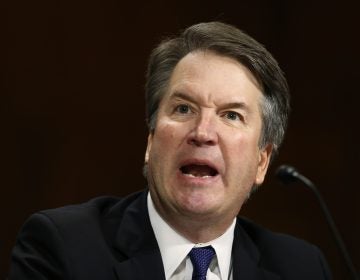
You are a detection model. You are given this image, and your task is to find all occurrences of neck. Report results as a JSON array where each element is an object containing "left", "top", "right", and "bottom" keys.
[{"left": 174, "top": 219, "right": 233, "bottom": 243}]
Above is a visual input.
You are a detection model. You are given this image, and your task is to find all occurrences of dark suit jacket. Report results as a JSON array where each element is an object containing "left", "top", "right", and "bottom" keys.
[{"left": 9, "top": 190, "right": 331, "bottom": 280}]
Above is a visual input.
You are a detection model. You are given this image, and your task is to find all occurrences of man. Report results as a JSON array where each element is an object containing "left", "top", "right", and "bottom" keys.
[{"left": 9, "top": 22, "right": 331, "bottom": 279}]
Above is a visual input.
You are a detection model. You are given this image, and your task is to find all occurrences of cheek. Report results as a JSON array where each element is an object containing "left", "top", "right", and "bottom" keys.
[
  {"left": 155, "top": 121, "right": 187, "bottom": 147},
  {"left": 150, "top": 122, "right": 183, "bottom": 163},
  {"left": 222, "top": 134, "right": 261, "bottom": 178},
  {"left": 223, "top": 132, "right": 259, "bottom": 158},
  {"left": 154, "top": 125, "right": 174, "bottom": 149}
]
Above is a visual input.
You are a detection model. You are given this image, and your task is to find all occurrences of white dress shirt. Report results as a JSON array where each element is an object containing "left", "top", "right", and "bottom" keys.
[{"left": 147, "top": 193, "right": 235, "bottom": 280}]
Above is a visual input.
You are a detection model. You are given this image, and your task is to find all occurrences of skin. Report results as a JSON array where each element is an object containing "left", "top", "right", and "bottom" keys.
[{"left": 145, "top": 51, "right": 272, "bottom": 243}]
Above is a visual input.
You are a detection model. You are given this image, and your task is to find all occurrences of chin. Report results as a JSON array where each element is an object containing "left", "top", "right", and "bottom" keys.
[{"left": 177, "top": 196, "right": 222, "bottom": 216}]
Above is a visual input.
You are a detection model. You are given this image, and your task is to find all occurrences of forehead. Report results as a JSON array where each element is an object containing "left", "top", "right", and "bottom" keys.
[{"left": 164, "top": 51, "right": 263, "bottom": 106}]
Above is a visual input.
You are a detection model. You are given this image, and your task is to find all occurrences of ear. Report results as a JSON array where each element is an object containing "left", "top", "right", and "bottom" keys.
[
  {"left": 255, "top": 144, "right": 273, "bottom": 185},
  {"left": 145, "top": 133, "right": 153, "bottom": 163}
]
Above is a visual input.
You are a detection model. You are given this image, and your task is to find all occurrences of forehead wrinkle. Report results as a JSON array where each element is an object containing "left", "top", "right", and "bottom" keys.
[{"left": 172, "top": 51, "right": 263, "bottom": 93}]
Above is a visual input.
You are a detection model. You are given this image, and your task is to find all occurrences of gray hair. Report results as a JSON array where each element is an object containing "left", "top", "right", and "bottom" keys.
[{"left": 145, "top": 22, "right": 290, "bottom": 160}]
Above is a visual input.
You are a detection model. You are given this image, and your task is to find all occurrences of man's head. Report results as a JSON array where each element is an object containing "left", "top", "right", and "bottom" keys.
[
  {"left": 143, "top": 22, "right": 290, "bottom": 240},
  {"left": 145, "top": 22, "right": 290, "bottom": 157}
]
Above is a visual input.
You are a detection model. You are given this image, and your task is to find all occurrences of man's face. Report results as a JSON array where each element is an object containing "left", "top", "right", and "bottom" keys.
[{"left": 145, "top": 51, "right": 272, "bottom": 225}]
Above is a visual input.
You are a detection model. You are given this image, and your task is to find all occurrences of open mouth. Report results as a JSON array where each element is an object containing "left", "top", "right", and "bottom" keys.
[{"left": 180, "top": 164, "right": 219, "bottom": 178}]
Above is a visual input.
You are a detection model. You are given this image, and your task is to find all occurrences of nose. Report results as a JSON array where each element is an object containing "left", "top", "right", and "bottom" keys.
[{"left": 187, "top": 111, "right": 218, "bottom": 146}]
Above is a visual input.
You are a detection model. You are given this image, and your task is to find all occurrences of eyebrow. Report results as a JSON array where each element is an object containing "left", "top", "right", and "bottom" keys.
[
  {"left": 170, "top": 92, "right": 197, "bottom": 104},
  {"left": 170, "top": 91, "right": 251, "bottom": 112}
]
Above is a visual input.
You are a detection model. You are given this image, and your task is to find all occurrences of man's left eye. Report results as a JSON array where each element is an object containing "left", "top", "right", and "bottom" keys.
[{"left": 225, "top": 111, "right": 240, "bottom": 121}]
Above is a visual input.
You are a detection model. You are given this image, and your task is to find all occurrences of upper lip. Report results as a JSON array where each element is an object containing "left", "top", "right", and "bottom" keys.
[{"left": 178, "top": 158, "right": 221, "bottom": 175}]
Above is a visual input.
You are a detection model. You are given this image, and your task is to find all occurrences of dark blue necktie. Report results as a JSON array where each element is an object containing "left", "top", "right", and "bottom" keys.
[{"left": 189, "top": 246, "right": 215, "bottom": 280}]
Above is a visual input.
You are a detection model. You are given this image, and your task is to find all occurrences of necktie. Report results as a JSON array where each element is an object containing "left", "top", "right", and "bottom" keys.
[{"left": 189, "top": 246, "right": 216, "bottom": 280}]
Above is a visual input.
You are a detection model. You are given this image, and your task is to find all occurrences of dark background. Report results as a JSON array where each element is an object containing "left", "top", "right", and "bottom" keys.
[{"left": 1, "top": 0, "right": 359, "bottom": 279}]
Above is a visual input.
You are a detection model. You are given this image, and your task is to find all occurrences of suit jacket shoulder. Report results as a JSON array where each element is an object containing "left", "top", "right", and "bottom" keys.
[
  {"left": 9, "top": 190, "right": 165, "bottom": 280},
  {"left": 231, "top": 217, "right": 332, "bottom": 280}
]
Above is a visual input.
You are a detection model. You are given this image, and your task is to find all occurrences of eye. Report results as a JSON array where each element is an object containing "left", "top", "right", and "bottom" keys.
[
  {"left": 224, "top": 111, "right": 241, "bottom": 121},
  {"left": 175, "top": 104, "right": 191, "bottom": 114}
]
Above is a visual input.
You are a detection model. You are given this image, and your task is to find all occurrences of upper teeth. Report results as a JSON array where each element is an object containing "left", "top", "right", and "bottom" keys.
[{"left": 184, "top": 173, "right": 212, "bottom": 178}]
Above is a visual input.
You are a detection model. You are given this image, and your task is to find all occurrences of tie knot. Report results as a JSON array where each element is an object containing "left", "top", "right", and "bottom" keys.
[{"left": 189, "top": 246, "right": 215, "bottom": 280}]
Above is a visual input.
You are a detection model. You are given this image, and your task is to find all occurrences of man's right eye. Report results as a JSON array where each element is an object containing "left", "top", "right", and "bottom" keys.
[{"left": 175, "top": 104, "right": 190, "bottom": 114}]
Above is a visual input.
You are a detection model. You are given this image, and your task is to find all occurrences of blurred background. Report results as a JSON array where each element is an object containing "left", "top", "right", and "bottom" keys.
[{"left": 1, "top": 0, "right": 359, "bottom": 279}]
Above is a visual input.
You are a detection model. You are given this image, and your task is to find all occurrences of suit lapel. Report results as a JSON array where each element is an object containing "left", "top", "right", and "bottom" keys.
[
  {"left": 111, "top": 191, "right": 166, "bottom": 280},
  {"left": 113, "top": 251, "right": 165, "bottom": 280},
  {"left": 232, "top": 220, "right": 281, "bottom": 280}
]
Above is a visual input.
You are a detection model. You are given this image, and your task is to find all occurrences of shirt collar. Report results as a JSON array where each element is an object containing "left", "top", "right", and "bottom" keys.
[{"left": 147, "top": 192, "right": 236, "bottom": 280}]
